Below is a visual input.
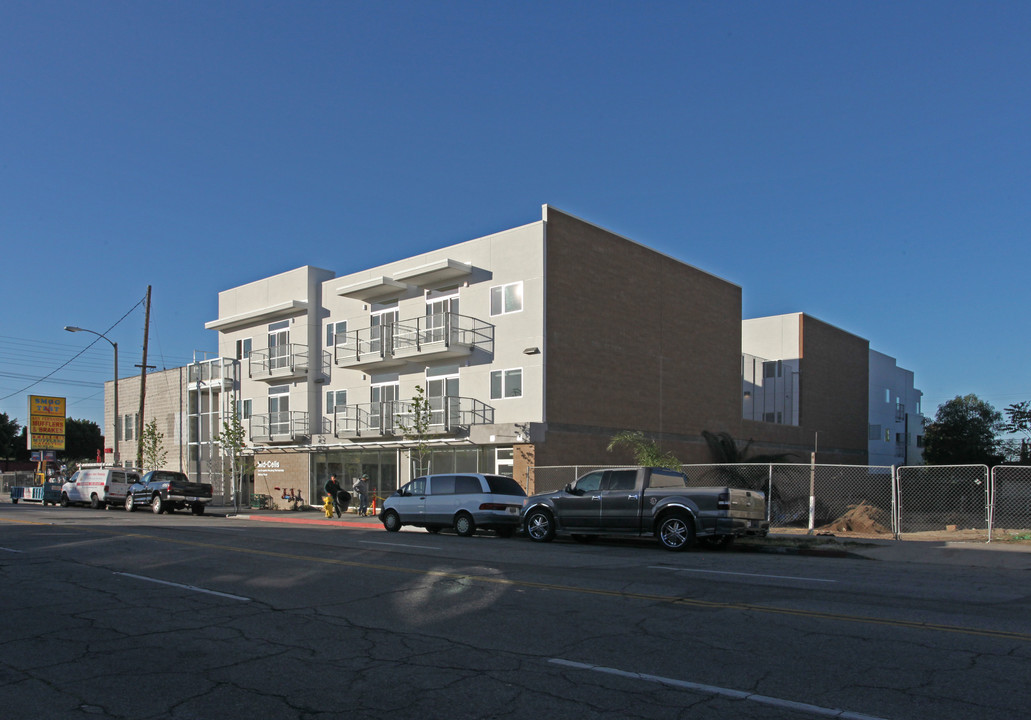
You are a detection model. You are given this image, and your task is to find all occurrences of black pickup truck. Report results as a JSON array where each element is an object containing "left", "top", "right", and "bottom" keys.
[
  {"left": 521, "top": 466, "right": 768, "bottom": 550},
  {"left": 125, "top": 470, "right": 213, "bottom": 515}
]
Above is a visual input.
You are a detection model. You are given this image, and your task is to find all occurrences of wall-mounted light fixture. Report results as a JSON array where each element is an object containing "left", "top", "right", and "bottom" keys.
[{"left": 523, "top": 347, "right": 540, "bottom": 355}]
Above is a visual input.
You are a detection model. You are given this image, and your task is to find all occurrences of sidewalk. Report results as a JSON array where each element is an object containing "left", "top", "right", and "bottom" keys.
[{"left": 217, "top": 507, "right": 1031, "bottom": 569}]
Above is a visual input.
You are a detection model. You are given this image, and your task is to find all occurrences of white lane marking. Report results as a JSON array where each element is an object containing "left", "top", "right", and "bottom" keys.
[
  {"left": 115, "top": 572, "right": 251, "bottom": 602},
  {"left": 360, "top": 540, "right": 439, "bottom": 550},
  {"left": 649, "top": 565, "right": 837, "bottom": 583},
  {"left": 0, "top": 546, "right": 25, "bottom": 553},
  {"left": 549, "top": 659, "right": 890, "bottom": 720}
]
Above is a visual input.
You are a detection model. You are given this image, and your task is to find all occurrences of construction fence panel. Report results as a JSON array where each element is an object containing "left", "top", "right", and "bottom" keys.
[
  {"left": 896, "top": 465, "right": 989, "bottom": 540},
  {"left": 990, "top": 466, "right": 1031, "bottom": 540}
]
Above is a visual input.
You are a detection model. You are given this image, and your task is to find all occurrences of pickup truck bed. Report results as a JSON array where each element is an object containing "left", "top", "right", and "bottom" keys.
[{"left": 521, "top": 466, "right": 768, "bottom": 550}]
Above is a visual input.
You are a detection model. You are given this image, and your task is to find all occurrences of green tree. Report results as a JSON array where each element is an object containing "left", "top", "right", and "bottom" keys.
[
  {"left": 1001, "top": 401, "right": 1031, "bottom": 464},
  {"left": 140, "top": 419, "right": 168, "bottom": 471},
  {"left": 62, "top": 417, "right": 103, "bottom": 463},
  {"left": 216, "top": 400, "right": 250, "bottom": 512},
  {"left": 0, "top": 413, "right": 20, "bottom": 470},
  {"left": 923, "top": 394, "right": 1004, "bottom": 466},
  {"left": 397, "top": 385, "right": 433, "bottom": 475},
  {"left": 606, "top": 430, "right": 681, "bottom": 471}
]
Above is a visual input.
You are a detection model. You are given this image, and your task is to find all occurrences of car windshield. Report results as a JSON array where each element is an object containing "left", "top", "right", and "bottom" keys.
[{"left": 485, "top": 475, "right": 526, "bottom": 496}]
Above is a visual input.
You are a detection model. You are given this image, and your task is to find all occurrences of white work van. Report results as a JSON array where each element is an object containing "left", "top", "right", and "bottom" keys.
[{"left": 61, "top": 467, "right": 141, "bottom": 509}]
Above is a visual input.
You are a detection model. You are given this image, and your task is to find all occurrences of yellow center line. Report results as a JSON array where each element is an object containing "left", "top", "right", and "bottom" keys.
[{"left": 11, "top": 521, "right": 1031, "bottom": 643}]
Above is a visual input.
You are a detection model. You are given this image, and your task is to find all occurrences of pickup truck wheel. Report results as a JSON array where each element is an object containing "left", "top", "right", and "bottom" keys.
[
  {"left": 125, "top": 494, "right": 135, "bottom": 513},
  {"left": 191, "top": 503, "right": 205, "bottom": 516},
  {"left": 60, "top": 493, "right": 69, "bottom": 508},
  {"left": 525, "top": 508, "right": 555, "bottom": 543},
  {"left": 152, "top": 494, "right": 164, "bottom": 514},
  {"left": 657, "top": 513, "right": 695, "bottom": 551},
  {"left": 454, "top": 512, "right": 476, "bottom": 537},
  {"left": 90, "top": 494, "right": 101, "bottom": 510},
  {"left": 382, "top": 510, "right": 401, "bottom": 532}
]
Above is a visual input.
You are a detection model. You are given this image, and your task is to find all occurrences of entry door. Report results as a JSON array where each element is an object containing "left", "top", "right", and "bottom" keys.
[
  {"left": 268, "top": 320, "right": 290, "bottom": 370},
  {"left": 370, "top": 383, "right": 398, "bottom": 433},
  {"left": 425, "top": 292, "right": 459, "bottom": 345},
  {"left": 427, "top": 375, "right": 460, "bottom": 430},
  {"left": 370, "top": 308, "right": 398, "bottom": 355},
  {"left": 268, "top": 385, "right": 290, "bottom": 435}
]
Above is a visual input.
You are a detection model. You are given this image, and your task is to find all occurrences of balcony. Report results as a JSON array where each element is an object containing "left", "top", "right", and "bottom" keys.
[
  {"left": 333, "top": 396, "right": 494, "bottom": 439},
  {"left": 187, "top": 357, "right": 235, "bottom": 390},
  {"left": 250, "top": 411, "right": 309, "bottom": 443},
  {"left": 249, "top": 344, "right": 312, "bottom": 381},
  {"left": 334, "top": 312, "right": 494, "bottom": 370}
]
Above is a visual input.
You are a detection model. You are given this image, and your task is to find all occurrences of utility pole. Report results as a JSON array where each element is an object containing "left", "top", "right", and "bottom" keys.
[{"left": 136, "top": 286, "right": 152, "bottom": 468}]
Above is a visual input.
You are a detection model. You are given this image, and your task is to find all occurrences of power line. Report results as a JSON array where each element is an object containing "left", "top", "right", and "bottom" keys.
[{"left": 0, "top": 297, "right": 146, "bottom": 402}]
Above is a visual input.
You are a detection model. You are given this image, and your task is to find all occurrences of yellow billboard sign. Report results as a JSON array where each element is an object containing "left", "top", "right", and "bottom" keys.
[{"left": 29, "top": 395, "right": 66, "bottom": 451}]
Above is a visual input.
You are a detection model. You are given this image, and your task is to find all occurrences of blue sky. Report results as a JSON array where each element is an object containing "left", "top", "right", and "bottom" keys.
[{"left": 2, "top": 1, "right": 1029, "bottom": 432}]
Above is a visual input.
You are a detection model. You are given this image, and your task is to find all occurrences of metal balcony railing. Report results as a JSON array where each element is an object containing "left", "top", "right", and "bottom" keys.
[
  {"left": 334, "top": 312, "right": 493, "bottom": 368},
  {"left": 249, "top": 344, "right": 310, "bottom": 380},
  {"left": 250, "top": 411, "right": 309, "bottom": 442},
  {"left": 333, "top": 396, "right": 494, "bottom": 438},
  {"left": 187, "top": 357, "right": 235, "bottom": 387}
]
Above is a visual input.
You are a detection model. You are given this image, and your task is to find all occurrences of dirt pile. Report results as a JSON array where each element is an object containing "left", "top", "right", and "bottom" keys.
[{"left": 817, "top": 501, "right": 891, "bottom": 535}]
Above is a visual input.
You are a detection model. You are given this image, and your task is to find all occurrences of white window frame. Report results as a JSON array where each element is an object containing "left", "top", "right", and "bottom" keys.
[
  {"left": 326, "top": 321, "right": 347, "bottom": 347},
  {"left": 236, "top": 337, "right": 252, "bottom": 360},
  {"left": 241, "top": 399, "right": 252, "bottom": 420},
  {"left": 490, "top": 282, "right": 523, "bottom": 316},
  {"left": 326, "top": 389, "right": 347, "bottom": 414},
  {"left": 490, "top": 368, "right": 523, "bottom": 399}
]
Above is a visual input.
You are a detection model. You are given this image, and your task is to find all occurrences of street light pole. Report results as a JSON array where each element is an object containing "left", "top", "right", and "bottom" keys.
[{"left": 65, "top": 326, "right": 119, "bottom": 465}]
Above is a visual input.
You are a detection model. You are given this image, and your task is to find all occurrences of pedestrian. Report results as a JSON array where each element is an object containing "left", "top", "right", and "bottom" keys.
[
  {"left": 354, "top": 474, "right": 369, "bottom": 517},
  {"left": 323, "top": 474, "right": 350, "bottom": 518}
]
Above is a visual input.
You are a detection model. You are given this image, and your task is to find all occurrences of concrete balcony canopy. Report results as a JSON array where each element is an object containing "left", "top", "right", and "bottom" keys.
[
  {"left": 335, "top": 276, "right": 409, "bottom": 302},
  {"left": 250, "top": 411, "right": 309, "bottom": 443},
  {"left": 249, "top": 344, "right": 310, "bottom": 381},
  {"left": 335, "top": 312, "right": 493, "bottom": 369},
  {"left": 392, "top": 258, "right": 472, "bottom": 287},
  {"left": 205, "top": 300, "right": 307, "bottom": 332}
]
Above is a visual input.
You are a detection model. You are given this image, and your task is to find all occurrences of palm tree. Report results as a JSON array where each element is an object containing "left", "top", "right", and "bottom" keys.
[{"left": 606, "top": 430, "right": 681, "bottom": 471}]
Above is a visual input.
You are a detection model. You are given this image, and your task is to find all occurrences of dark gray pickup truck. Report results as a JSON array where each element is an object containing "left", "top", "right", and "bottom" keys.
[
  {"left": 125, "top": 470, "right": 213, "bottom": 515},
  {"left": 521, "top": 466, "right": 768, "bottom": 550}
]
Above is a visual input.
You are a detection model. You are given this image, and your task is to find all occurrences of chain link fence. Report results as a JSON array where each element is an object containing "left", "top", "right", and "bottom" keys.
[
  {"left": 526, "top": 463, "right": 1030, "bottom": 542},
  {"left": 991, "top": 466, "right": 1031, "bottom": 541}
]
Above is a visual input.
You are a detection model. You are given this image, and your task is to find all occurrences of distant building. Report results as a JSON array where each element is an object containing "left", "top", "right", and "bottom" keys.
[{"left": 742, "top": 313, "right": 924, "bottom": 466}]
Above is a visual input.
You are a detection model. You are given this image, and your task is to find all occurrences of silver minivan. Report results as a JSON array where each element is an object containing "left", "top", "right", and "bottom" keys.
[{"left": 380, "top": 473, "right": 527, "bottom": 537}]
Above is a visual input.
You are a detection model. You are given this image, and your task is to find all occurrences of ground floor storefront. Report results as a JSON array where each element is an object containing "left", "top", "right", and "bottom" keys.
[{"left": 248, "top": 444, "right": 520, "bottom": 511}]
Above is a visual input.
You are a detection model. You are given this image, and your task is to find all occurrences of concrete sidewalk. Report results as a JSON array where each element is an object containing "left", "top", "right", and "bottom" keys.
[{"left": 217, "top": 507, "right": 1031, "bottom": 569}]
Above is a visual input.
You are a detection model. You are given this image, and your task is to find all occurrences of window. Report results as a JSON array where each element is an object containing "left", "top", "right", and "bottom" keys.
[
  {"left": 490, "top": 282, "right": 523, "bottom": 316},
  {"left": 326, "top": 389, "right": 347, "bottom": 414},
  {"left": 241, "top": 399, "right": 252, "bottom": 420},
  {"left": 236, "top": 338, "right": 252, "bottom": 360},
  {"left": 454, "top": 475, "right": 482, "bottom": 494},
  {"left": 763, "top": 360, "right": 782, "bottom": 379},
  {"left": 430, "top": 476, "right": 456, "bottom": 494},
  {"left": 648, "top": 470, "right": 688, "bottom": 489},
  {"left": 326, "top": 321, "right": 347, "bottom": 347},
  {"left": 123, "top": 414, "right": 136, "bottom": 442},
  {"left": 490, "top": 368, "right": 522, "bottom": 399}
]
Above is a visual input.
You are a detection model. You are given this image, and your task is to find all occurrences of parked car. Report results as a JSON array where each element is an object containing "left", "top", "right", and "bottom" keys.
[
  {"left": 380, "top": 473, "right": 527, "bottom": 537},
  {"left": 521, "top": 466, "right": 768, "bottom": 550},
  {"left": 125, "top": 470, "right": 213, "bottom": 515},
  {"left": 61, "top": 467, "right": 141, "bottom": 509}
]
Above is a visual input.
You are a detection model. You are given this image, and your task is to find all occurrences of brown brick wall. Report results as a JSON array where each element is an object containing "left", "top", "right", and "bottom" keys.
[{"left": 542, "top": 208, "right": 743, "bottom": 462}]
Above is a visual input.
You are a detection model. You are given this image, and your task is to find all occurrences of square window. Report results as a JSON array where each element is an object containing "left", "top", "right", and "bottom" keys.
[
  {"left": 490, "top": 282, "right": 523, "bottom": 316},
  {"left": 490, "top": 368, "right": 523, "bottom": 399}
]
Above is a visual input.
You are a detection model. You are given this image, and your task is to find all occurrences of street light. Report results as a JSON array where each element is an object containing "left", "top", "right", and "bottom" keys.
[{"left": 65, "top": 326, "right": 119, "bottom": 465}]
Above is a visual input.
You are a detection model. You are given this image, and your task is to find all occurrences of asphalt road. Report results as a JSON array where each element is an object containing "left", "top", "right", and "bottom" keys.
[{"left": 1, "top": 503, "right": 1029, "bottom": 720}]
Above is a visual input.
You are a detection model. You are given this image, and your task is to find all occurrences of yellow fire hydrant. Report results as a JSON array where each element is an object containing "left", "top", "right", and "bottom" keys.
[{"left": 323, "top": 492, "right": 334, "bottom": 519}]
